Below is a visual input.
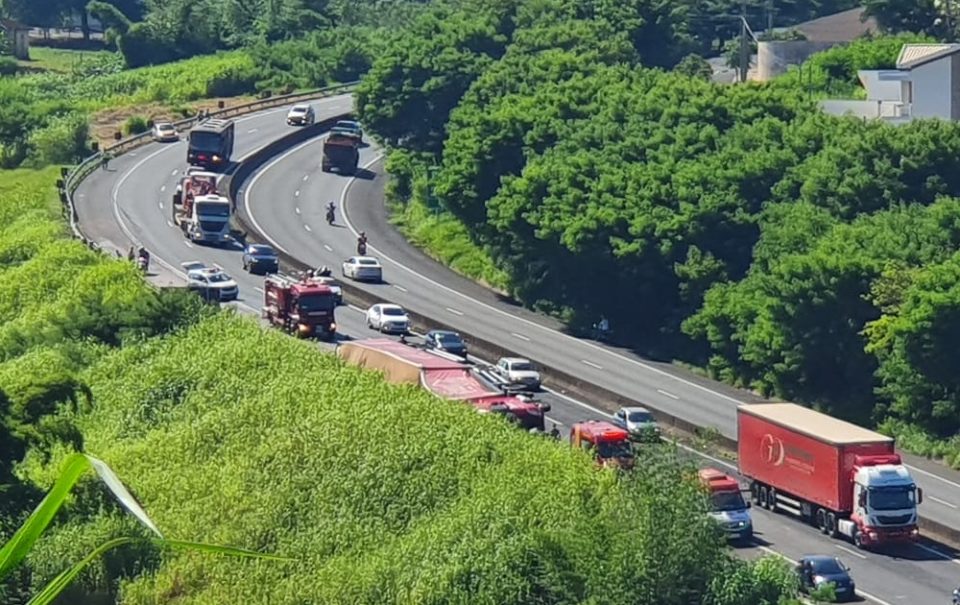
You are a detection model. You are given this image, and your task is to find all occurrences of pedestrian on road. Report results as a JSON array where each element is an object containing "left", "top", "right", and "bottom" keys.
[{"left": 127, "top": 246, "right": 136, "bottom": 261}]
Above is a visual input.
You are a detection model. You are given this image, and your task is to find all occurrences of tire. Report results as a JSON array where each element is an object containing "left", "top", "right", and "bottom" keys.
[
  {"left": 758, "top": 486, "right": 769, "bottom": 510},
  {"left": 853, "top": 528, "right": 863, "bottom": 549},
  {"left": 825, "top": 512, "right": 838, "bottom": 538},
  {"left": 816, "top": 508, "right": 827, "bottom": 534}
]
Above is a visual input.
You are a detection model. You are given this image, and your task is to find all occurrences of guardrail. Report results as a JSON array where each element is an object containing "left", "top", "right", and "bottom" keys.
[
  {"left": 225, "top": 118, "right": 960, "bottom": 552},
  {"left": 56, "top": 81, "right": 359, "bottom": 246}
]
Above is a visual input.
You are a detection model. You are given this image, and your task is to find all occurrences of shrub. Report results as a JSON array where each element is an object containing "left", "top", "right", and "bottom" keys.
[
  {"left": 23, "top": 114, "right": 88, "bottom": 167},
  {"left": 123, "top": 116, "right": 149, "bottom": 135}
]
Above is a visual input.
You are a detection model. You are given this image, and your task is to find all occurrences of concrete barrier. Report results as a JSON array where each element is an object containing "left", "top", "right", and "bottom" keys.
[{"left": 226, "top": 117, "right": 960, "bottom": 551}]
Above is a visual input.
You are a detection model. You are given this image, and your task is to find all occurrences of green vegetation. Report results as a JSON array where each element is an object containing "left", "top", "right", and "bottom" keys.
[
  {"left": 0, "top": 169, "right": 801, "bottom": 602},
  {"left": 358, "top": 1, "right": 960, "bottom": 464},
  {"left": 17, "top": 48, "right": 114, "bottom": 74}
]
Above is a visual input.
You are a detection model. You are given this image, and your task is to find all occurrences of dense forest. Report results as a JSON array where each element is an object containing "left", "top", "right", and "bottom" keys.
[
  {"left": 0, "top": 170, "right": 803, "bottom": 604},
  {"left": 354, "top": 0, "right": 960, "bottom": 463}
]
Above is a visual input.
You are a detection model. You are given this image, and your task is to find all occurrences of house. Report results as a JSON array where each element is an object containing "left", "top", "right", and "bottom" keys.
[
  {"left": 1, "top": 19, "right": 29, "bottom": 60},
  {"left": 755, "top": 8, "right": 878, "bottom": 81},
  {"left": 820, "top": 44, "right": 960, "bottom": 123}
]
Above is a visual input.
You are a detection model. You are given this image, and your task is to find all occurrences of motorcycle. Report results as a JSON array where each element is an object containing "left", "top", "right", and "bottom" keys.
[
  {"left": 952, "top": 587, "right": 960, "bottom": 605},
  {"left": 357, "top": 241, "right": 367, "bottom": 255},
  {"left": 137, "top": 255, "right": 149, "bottom": 273}
]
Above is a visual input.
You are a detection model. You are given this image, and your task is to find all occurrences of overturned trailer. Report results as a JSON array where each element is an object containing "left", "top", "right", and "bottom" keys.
[{"left": 337, "top": 338, "right": 550, "bottom": 430}]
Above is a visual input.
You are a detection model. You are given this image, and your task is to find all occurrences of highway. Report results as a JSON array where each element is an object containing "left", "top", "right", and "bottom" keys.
[{"left": 72, "top": 95, "right": 960, "bottom": 603}]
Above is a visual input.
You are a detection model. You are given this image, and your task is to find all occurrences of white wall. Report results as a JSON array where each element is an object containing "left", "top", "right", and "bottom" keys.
[
  {"left": 858, "top": 71, "right": 903, "bottom": 101},
  {"left": 911, "top": 58, "right": 952, "bottom": 119}
]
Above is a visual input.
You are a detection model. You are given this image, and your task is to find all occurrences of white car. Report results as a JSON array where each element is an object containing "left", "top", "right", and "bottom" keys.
[
  {"left": 366, "top": 303, "right": 410, "bottom": 334},
  {"left": 152, "top": 122, "right": 178, "bottom": 142},
  {"left": 341, "top": 256, "right": 382, "bottom": 282},
  {"left": 181, "top": 261, "right": 238, "bottom": 301},
  {"left": 286, "top": 104, "right": 315, "bottom": 126},
  {"left": 494, "top": 357, "right": 542, "bottom": 390}
]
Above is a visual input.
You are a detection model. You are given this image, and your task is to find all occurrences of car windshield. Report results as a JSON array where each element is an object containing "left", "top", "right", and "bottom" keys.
[
  {"left": 298, "top": 294, "right": 334, "bottom": 312},
  {"left": 627, "top": 411, "right": 654, "bottom": 423},
  {"left": 189, "top": 131, "right": 225, "bottom": 152},
  {"left": 809, "top": 558, "right": 844, "bottom": 575},
  {"left": 291, "top": 107, "right": 308, "bottom": 113},
  {"left": 382, "top": 307, "right": 405, "bottom": 316},
  {"left": 511, "top": 362, "right": 535, "bottom": 371},
  {"left": 438, "top": 333, "right": 462, "bottom": 343},
  {"left": 597, "top": 440, "right": 633, "bottom": 459},
  {"left": 196, "top": 202, "right": 230, "bottom": 217},
  {"left": 158, "top": 125, "right": 174, "bottom": 132},
  {"left": 207, "top": 272, "right": 230, "bottom": 283},
  {"left": 710, "top": 491, "right": 747, "bottom": 512},
  {"left": 868, "top": 486, "right": 916, "bottom": 511}
]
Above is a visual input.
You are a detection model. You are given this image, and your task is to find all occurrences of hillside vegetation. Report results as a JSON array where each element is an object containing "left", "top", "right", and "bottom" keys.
[
  {"left": 0, "top": 168, "right": 801, "bottom": 601},
  {"left": 356, "top": 0, "right": 960, "bottom": 464}
]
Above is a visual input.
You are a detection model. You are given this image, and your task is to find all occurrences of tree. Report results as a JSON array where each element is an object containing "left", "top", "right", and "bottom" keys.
[{"left": 863, "top": 0, "right": 943, "bottom": 35}]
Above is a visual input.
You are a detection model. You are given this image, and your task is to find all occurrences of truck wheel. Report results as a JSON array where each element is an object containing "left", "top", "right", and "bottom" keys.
[
  {"left": 816, "top": 509, "right": 827, "bottom": 533},
  {"left": 852, "top": 528, "right": 863, "bottom": 549},
  {"left": 825, "top": 512, "right": 838, "bottom": 538},
  {"left": 767, "top": 487, "right": 778, "bottom": 512},
  {"left": 758, "top": 486, "right": 769, "bottom": 510}
]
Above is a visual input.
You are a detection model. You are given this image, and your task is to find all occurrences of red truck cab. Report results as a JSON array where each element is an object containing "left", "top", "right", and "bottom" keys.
[
  {"left": 571, "top": 421, "right": 634, "bottom": 469},
  {"left": 262, "top": 275, "right": 337, "bottom": 339}
]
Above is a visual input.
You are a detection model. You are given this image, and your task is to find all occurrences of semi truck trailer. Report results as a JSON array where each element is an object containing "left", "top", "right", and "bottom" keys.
[{"left": 738, "top": 403, "right": 922, "bottom": 549}]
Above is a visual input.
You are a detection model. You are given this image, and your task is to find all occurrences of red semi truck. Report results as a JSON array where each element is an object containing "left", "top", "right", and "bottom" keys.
[{"left": 738, "top": 403, "right": 922, "bottom": 549}]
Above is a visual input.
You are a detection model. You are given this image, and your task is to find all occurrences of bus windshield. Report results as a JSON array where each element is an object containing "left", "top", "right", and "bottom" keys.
[{"left": 190, "top": 131, "right": 226, "bottom": 152}]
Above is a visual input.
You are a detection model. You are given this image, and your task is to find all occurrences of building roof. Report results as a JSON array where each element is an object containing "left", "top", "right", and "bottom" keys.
[
  {"left": 793, "top": 7, "right": 877, "bottom": 42},
  {"left": 739, "top": 403, "right": 893, "bottom": 445},
  {"left": 897, "top": 43, "right": 960, "bottom": 70}
]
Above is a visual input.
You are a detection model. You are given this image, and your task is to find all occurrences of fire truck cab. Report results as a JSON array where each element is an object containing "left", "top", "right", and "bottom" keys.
[
  {"left": 262, "top": 274, "right": 337, "bottom": 340},
  {"left": 570, "top": 421, "right": 634, "bottom": 469}
]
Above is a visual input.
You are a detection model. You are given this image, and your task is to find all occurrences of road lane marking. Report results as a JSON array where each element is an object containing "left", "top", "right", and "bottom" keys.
[
  {"left": 158, "top": 201, "right": 164, "bottom": 209},
  {"left": 914, "top": 542, "right": 960, "bottom": 567},
  {"left": 758, "top": 547, "right": 891, "bottom": 605},
  {"left": 511, "top": 332, "right": 530, "bottom": 341},
  {"left": 183, "top": 241, "right": 193, "bottom": 248},
  {"left": 303, "top": 174, "right": 309, "bottom": 181},
  {"left": 446, "top": 307, "right": 464, "bottom": 316},
  {"left": 347, "top": 304, "right": 365, "bottom": 313},
  {"left": 171, "top": 169, "right": 178, "bottom": 175},
  {"left": 304, "top": 224, "right": 312, "bottom": 232},
  {"left": 295, "top": 207, "right": 301, "bottom": 214},
  {"left": 929, "top": 495, "right": 958, "bottom": 509},
  {"left": 160, "top": 185, "right": 165, "bottom": 192},
  {"left": 323, "top": 244, "right": 333, "bottom": 252},
  {"left": 581, "top": 360, "right": 603, "bottom": 370},
  {"left": 166, "top": 220, "right": 174, "bottom": 227},
  {"left": 254, "top": 287, "right": 264, "bottom": 293},
  {"left": 657, "top": 389, "right": 680, "bottom": 400},
  {"left": 248, "top": 128, "right": 258, "bottom": 133},
  {"left": 545, "top": 417, "right": 563, "bottom": 427},
  {"left": 834, "top": 545, "right": 866, "bottom": 559},
  {"left": 905, "top": 464, "right": 960, "bottom": 491},
  {"left": 394, "top": 284, "right": 408, "bottom": 292},
  {"left": 295, "top": 190, "right": 300, "bottom": 197}
]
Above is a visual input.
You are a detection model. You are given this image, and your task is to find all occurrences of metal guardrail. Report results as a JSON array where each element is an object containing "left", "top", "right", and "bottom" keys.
[{"left": 57, "top": 81, "right": 360, "bottom": 248}]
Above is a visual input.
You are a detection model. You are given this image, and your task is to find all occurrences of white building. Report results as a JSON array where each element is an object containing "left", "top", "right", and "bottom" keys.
[{"left": 820, "top": 43, "right": 960, "bottom": 123}]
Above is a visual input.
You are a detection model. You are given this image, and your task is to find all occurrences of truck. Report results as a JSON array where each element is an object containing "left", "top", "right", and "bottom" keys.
[
  {"left": 262, "top": 274, "right": 338, "bottom": 340},
  {"left": 698, "top": 468, "right": 753, "bottom": 543},
  {"left": 187, "top": 118, "right": 235, "bottom": 170},
  {"left": 570, "top": 421, "right": 635, "bottom": 470},
  {"left": 171, "top": 171, "right": 232, "bottom": 245},
  {"left": 738, "top": 403, "right": 922, "bottom": 549},
  {"left": 321, "top": 129, "right": 359, "bottom": 174}
]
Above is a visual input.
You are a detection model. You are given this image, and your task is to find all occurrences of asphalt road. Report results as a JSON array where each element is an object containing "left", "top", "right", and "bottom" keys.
[
  {"left": 237, "top": 106, "right": 960, "bottom": 538},
  {"left": 73, "top": 95, "right": 960, "bottom": 603}
]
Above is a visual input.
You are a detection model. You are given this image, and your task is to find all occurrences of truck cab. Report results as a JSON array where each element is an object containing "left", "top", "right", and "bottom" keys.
[
  {"left": 262, "top": 275, "right": 338, "bottom": 340},
  {"left": 570, "top": 421, "right": 634, "bottom": 469},
  {"left": 849, "top": 456, "right": 921, "bottom": 548},
  {"left": 698, "top": 468, "right": 753, "bottom": 543}
]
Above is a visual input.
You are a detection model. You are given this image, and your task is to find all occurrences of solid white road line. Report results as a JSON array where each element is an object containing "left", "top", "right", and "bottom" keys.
[
  {"left": 834, "top": 545, "right": 867, "bottom": 560},
  {"left": 929, "top": 495, "right": 958, "bottom": 509},
  {"left": 914, "top": 542, "right": 960, "bottom": 567}
]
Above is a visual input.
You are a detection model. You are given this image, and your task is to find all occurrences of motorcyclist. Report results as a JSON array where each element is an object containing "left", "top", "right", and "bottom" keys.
[
  {"left": 326, "top": 201, "right": 336, "bottom": 225},
  {"left": 313, "top": 265, "right": 331, "bottom": 277},
  {"left": 549, "top": 423, "right": 561, "bottom": 440},
  {"left": 357, "top": 231, "right": 368, "bottom": 255},
  {"left": 127, "top": 246, "right": 136, "bottom": 261},
  {"left": 137, "top": 246, "right": 150, "bottom": 265},
  {"left": 953, "top": 585, "right": 960, "bottom": 605}
]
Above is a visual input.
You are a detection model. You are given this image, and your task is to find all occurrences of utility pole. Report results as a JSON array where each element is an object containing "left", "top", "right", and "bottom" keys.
[
  {"left": 739, "top": 3, "right": 750, "bottom": 83},
  {"left": 766, "top": 0, "right": 774, "bottom": 32}
]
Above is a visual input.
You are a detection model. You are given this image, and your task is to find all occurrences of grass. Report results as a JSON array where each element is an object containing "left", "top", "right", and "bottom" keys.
[
  {"left": 17, "top": 48, "right": 114, "bottom": 74},
  {"left": 388, "top": 196, "right": 511, "bottom": 293}
]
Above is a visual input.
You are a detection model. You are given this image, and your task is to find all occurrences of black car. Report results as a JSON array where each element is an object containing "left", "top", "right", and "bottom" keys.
[
  {"left": 242, "top": 244, "right": 279, "bottom": 274},
  {"left": 796, "top": 555, "right": 856, "bottom": 602},
  {"left": 423, "top": 330, "right": 468, "bottom": 357}
]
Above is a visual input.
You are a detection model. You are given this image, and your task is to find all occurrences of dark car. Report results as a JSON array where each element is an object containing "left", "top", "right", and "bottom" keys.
[
  {"left": 424, "top": 330, "right": 468, "bottom": 357},
  {"left": 796, "top": 555, "right": 856, "bottom": 602},
  {"left": 242, "top": 244, "right": 279, "bottom": 274}
]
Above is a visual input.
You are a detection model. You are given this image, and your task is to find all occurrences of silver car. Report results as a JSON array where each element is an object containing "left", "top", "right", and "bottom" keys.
[
  {"left": 366, "top": 303, "right": 410, "bottom": 334},
  {"left": 612, "top": 406, "right": 660, "bottom": 441}
]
